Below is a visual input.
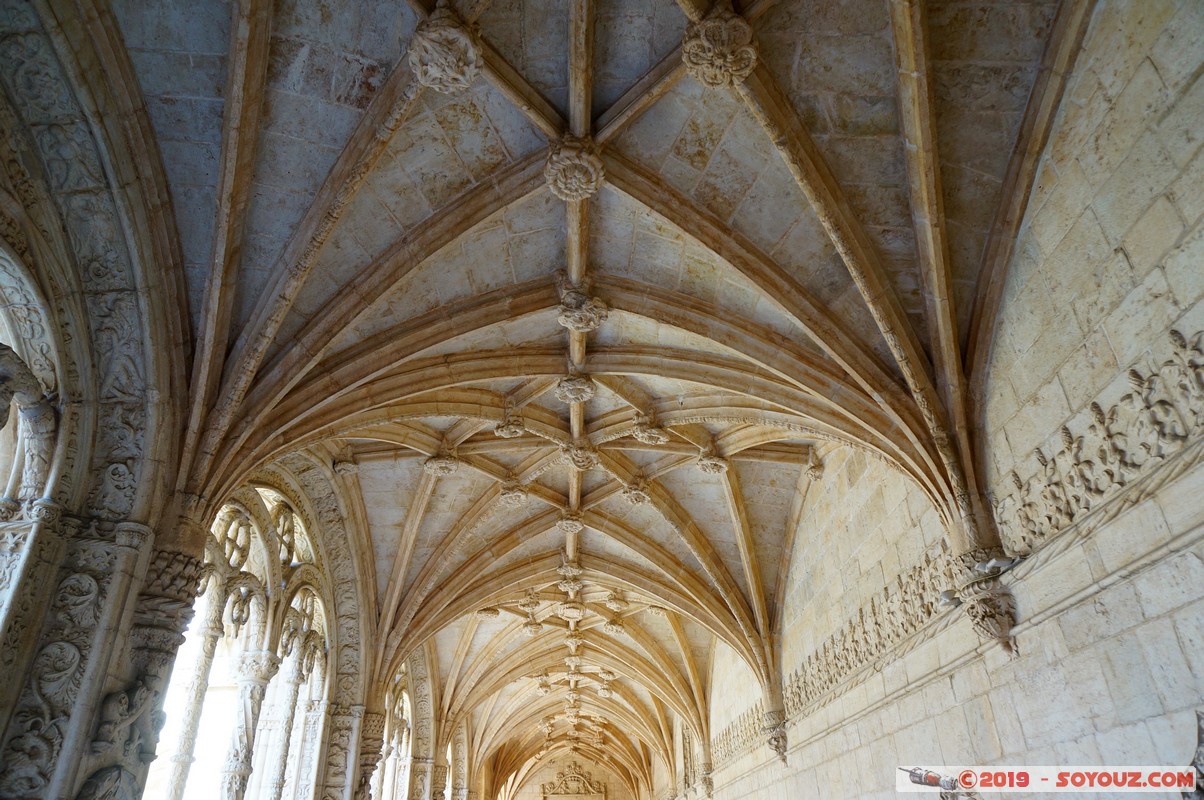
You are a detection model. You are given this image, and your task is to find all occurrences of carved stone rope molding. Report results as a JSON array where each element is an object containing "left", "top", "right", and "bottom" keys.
[{"left": 994, "top": 329, "right": 1204, "bottom": 555}]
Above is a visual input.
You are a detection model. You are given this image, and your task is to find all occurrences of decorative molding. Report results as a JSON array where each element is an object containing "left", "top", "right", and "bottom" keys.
[
  {"left": 407, "top": 0, "right": 482, "bottom": 94},
  {"left": 994, "top": 329, "right": 1204, "bottom": 555},
  {"left": 712, "top": 540, "right": 959, "bottom": 768},
  {"left": 545, "top": 136, "right": 604, "bottom": 201},
  {"left": 681, "top": 1, "right": 757, "bottom": 88},
  {"left": 541, "top": 761, "right": 606, "bottom": 796}
]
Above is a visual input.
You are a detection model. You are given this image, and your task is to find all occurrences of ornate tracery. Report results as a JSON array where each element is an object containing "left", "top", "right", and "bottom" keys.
[{"left": 147, "top": 493, "right": 331, "bottom": 800}]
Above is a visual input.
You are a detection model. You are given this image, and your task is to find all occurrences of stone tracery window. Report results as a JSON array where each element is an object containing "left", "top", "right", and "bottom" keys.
[
  {"left": 145, "top": 494, "right": 332, "bottom": 800},
  {"left": 374, "top": 672, "right": 413, "bottom": 800}
]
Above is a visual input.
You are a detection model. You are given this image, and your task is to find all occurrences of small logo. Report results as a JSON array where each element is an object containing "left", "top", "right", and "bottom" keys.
[{"left": 958, "top": 769, "right": 978, "bottom": 788}]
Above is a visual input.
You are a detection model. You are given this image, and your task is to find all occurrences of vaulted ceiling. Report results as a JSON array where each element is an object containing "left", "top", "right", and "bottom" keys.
[{"left": 105, "top": 0, "right": 1066, "bottom": 794}]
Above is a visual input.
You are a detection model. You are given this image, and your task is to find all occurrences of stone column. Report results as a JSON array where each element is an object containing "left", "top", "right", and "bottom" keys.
[
  {"left": 321, "top": 704, "right": 361, "bottom": 800},
  {"left": 220, "top": 649, "right": 281, "bottom": 799},
  {"left": 353, "top": 712, "right": 386, "bottom": 800},
  {"left": 408, "top": 758, "right": 432, "bottom": 800},
  {"left": 265, "top": 653, "right": 308, "bottom": 800},
  {"left": 0, "top": 519, "right": 157, "bottom": 799},
  {"left": 294, "top": 698, "right": 327, "bottom": 800},
  {"left": 431, "top": 763, "right": 448, "bottom": 800},
  {"left": 164, "top": 589, "right": 225, "bottom": 800}
]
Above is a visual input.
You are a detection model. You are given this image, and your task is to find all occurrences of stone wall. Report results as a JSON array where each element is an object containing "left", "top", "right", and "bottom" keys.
[
  {"left": 708, "top": 448, "right": 949, "bottom": 771},
  {"left": 982, "top": 0, "right": 1204, "bottom": 514},
  {"left": 711, "top": 458, "right": 1203, "bottom": 799}
]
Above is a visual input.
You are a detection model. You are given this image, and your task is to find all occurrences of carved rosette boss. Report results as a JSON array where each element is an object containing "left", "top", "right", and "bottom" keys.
[
  {"left": 407, "top": 1, "right": 482, "bottom": 94},
  {"left": 555, "top": 273, "right": 609, "bottom": 333},
  {"left": 544, "top": 136, "right": 604, "bottom": 201},
  {"left": 681, "top": 1, "right": 758, "bottom": 88}
]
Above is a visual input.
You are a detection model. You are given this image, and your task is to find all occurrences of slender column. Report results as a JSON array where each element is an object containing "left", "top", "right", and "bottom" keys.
[
  {"left": 165, "top": 591, "right": 225, "bottom": 800},
  {"left": 294, "top": 697, "right": 327, "bottom": 800},
  {"left": 375, "top": 743, "right": 394, "bottom": 800},
  {"left": 431, "top": 763, "right": 448, "bottom": 800},
  {"left": 221, "top": 650, "right": 281, "bottom": 799},
  {"left": 265, "top": 654, "right": 307, "bottom": 800},
  {"left": 408, "top": 758, "right": 432, "bottom": 800}
]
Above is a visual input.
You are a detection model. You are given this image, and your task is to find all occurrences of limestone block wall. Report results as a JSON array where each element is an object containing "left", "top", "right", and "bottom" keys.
[
  {"left": 708, "top": 448, "right": 947, "bottom": 767},
  {"left": 710, "top": 459, "right": 1203, "bottom": 799},
  {"left": 777, "top": 448, "right": 944, "bottom": 675},
  {"left": 982, "top": 0, "right": 1204, "bottom": 519}
]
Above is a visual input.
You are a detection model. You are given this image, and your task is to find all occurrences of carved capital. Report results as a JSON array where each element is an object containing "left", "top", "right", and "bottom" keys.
[
  {"left": 682, "top": 1, "right": 757, "bottom": 88},
  {"left": 545, "top": 135, "right": 604, "bottom": 201},
  {"left": 238, "top": 650, "right": 282, "bottom": 685},
  {"left": 407, "top": 0, "right": 482, "bottom": 94}
]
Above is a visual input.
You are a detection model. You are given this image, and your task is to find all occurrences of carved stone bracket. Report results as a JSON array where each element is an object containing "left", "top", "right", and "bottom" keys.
[
  {"left": 681, "top": 0, "right": 757, "bottom": 88},
  {"left": 760, "top": 709, "right": 787, "bottom": 764},
  {"left": 407, "top": 0, "right": 482, "bottom": 94}
]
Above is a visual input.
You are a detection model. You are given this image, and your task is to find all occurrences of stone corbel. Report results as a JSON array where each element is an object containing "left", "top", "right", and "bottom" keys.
[{"left": 945, "top": 547, "right": 1022, "bottom": 655}]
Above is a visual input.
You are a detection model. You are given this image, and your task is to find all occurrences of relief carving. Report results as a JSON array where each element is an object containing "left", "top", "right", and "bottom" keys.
[
  {"left": 544, "top": 136, "right": 604, "bottom": 201},
  {"left": 681, "top": 1, "right": 757, "bottom": 88},
  {"left": 407, "top": 0, "right": 482, "bottom": 94},
  {"left": 555, "top": 271, "right": 608, "bottom": 333},
  {"left": 994, "top": 329, "right": 1204, "bottom": 554},
  {"left": 554, "top": 375, "right": 596, "bottom": 404}
]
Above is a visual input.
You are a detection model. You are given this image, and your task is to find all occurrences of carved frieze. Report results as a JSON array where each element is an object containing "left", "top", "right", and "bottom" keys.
[{"left": 994, "top": 329, "right": 1204, "bottom": 554}]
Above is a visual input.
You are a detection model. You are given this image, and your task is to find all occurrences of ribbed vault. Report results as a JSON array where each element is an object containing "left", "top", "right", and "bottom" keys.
[{"left": 102, "top": 0, "right": 1070, "bottom": 794}]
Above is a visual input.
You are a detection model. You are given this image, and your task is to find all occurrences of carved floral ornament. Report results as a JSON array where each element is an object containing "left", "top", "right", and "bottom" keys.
[
  {"left": 407, "top": 0, "right": 482, "bottom": 94},
  {"left": 994, "top": 328, "right": 1204, "bottom": 553},
  {"left": 681, "top": 1, "right": 758, "bottom": 88},
  {"left": 544, "top": 136, "right": 604, "bottom": 201}
]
